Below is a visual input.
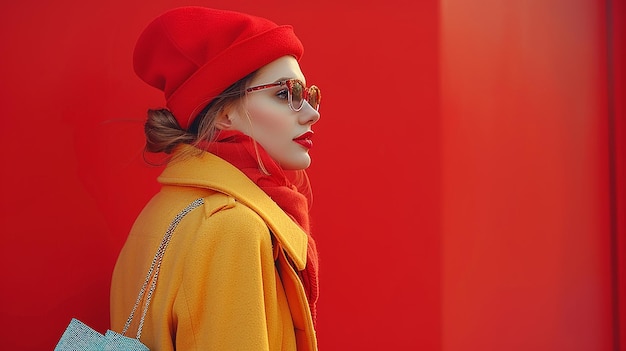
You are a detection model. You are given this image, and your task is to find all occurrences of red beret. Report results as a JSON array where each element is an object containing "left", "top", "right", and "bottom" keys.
[{"left": 133, "top": 7, "right": 304, "bottom": 129}]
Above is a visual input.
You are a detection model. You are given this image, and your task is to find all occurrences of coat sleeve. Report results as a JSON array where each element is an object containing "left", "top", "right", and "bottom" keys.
[{"left": 173, "top": 200, "right": 283, "bottom": 350}]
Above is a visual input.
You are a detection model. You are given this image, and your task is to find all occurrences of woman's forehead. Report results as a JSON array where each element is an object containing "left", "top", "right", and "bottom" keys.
[{"left": 250, "top": 56, "right": 306, "bottom": 85}]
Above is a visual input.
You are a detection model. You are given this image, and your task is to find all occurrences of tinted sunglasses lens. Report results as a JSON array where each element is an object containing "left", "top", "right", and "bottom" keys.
[
  {"left": 288, "top": 80, "right": 304, "bottom": 110},
  {"left": 307, "top": 86, "right": 321, "bottom": 110}
]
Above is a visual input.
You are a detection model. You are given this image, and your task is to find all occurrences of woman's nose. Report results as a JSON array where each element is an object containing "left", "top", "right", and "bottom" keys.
[{"left": 299, "top": 101, "right": 321, "bottom": 125}]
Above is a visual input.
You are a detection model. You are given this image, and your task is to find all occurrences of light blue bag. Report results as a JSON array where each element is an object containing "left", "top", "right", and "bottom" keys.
[
  {"left": 54, "top": 198, "right": 205, "bottom": 351},
  {"left": 54, "top": 319, "right": 149, "bottom": 351}
]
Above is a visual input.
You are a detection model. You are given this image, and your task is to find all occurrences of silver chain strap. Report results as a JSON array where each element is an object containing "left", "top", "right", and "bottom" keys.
[{"left": 121, "top": 198, "right": 205, "bottom": 339}]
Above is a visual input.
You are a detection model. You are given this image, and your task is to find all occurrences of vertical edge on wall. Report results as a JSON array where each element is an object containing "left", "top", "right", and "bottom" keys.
[
  {"left": 611, "top": 0, "right": 626, "bottom": 348},
  {"left": 605, "top": 0, "right": 618, "bottom": 350},
  {"left": 607, "top": 0, "right": 626, "bottom": 350}
]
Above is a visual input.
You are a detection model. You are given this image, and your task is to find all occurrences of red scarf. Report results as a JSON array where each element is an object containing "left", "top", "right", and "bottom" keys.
[{"left": 203, "top": 131, "right": 319, "bottom": 324}]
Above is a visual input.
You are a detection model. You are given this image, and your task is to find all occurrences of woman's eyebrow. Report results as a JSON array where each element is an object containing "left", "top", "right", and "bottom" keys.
[{"left": 272, "top": 76, "right": 306, "bottom": 84}]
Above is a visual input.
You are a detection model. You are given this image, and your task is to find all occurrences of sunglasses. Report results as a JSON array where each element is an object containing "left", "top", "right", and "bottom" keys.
[{"left": 246, "top": 79, "right": 321, "bottom": 112}]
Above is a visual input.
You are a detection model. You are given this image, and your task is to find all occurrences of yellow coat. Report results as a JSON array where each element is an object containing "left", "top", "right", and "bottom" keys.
[{"left": 110, "top": 146, "right": 317, "bottom": 351}]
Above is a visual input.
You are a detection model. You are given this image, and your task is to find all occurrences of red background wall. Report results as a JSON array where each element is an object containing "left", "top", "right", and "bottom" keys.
[
  {"left": 0, "top": 1, "right": 623, "bottom": 350},
  {"left": 0, "top": 1, "right": 440, "bottom": 350},
  {"left": 440, "top": 1, "right": 621, "bottom": 350}
]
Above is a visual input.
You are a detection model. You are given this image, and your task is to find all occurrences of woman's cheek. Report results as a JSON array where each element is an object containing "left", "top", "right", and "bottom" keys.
[{"left": 251, "top": 106, "right": 291, "bottom": 131}]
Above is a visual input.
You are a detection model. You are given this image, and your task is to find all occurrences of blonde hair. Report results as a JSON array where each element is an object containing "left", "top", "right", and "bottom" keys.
[{"left": 144, "top": 71, "right": 257, "bottom": 161}]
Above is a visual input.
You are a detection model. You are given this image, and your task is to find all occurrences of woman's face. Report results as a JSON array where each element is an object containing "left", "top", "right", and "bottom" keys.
[{"left": 228, "top": 55, "right": 321, "bottom": 170}]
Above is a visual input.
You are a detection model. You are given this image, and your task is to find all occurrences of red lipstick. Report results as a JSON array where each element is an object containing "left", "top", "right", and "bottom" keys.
[{"left": 293, "top": 131, "right": 314, "bottom": 149}]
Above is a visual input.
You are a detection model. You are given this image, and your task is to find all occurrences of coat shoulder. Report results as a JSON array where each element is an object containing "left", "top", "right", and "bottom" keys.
[{"left": 180, "top": 192, "right": 272, "bottom": 251}]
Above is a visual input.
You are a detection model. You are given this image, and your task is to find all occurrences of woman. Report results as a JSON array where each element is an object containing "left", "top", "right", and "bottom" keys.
[{"left": 110, "top": 6, "right": 321, "bottom": 351}]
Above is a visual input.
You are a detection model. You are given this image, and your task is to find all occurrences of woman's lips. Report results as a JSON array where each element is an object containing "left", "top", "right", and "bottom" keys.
[{"left": 293, "top": 131, "right": 314, "bottom": 149}]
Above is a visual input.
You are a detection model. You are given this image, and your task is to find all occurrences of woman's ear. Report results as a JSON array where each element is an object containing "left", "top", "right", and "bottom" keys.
[{"left": 214, "top": 109, "right": 233, "bottom": 130}]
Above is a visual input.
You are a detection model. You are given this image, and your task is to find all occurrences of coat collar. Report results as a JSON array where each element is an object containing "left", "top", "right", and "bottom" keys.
[{"left": 157, "top": 145, "right": 308, "bottom": 270}]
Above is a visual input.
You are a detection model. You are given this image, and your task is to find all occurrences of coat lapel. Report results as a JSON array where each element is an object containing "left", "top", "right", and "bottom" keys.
[{"left": 157, "top": 145, "right": 308, "bottom": 270}]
